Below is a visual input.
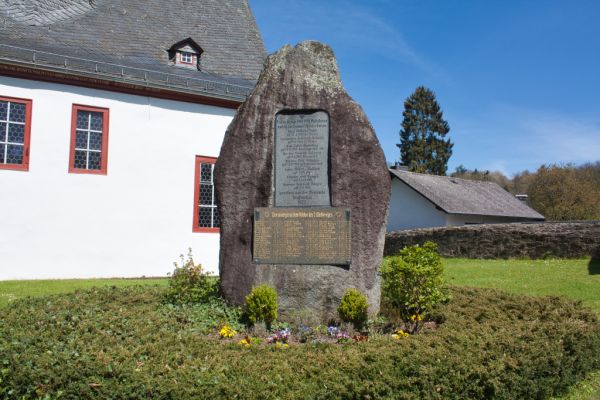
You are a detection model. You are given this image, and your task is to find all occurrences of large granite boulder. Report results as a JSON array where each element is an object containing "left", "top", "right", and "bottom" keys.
[{"left": 215, "top": 41, "right": 390, "bottom": 322}]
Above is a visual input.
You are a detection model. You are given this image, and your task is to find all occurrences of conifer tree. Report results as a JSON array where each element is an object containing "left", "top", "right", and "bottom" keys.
[{"left": 397, "top": 86, "right": 453, "bottom": 175}]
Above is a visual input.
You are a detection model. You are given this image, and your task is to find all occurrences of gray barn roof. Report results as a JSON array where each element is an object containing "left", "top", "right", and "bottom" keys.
[
  {"left": 390, "top": 168, "right": 545, "bottom": 220},
  {"left": 0, "top": 0, "right": 266, "bottom": 102}
]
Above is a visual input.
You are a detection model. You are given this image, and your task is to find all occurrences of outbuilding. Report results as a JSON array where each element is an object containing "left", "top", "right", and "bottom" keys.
[{"left": 387, "top": 167, "right": 545, "bottom": 232}]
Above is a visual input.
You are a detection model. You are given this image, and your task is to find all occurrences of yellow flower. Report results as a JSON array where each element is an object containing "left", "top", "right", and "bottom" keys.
[
  {"left": 392, "top": 329, "right": 409, "bottom": 340},
  {"left": 238, "top": 337, "right": 251, "bottom": 347},
  {"left": 275, "top": 342, "right": 289, "bottom": 349},
  {"left": 219, "top": 325, "right": 237, "bottom": 338},
  {"left": 410, "top": 314, "right": 422, "bottom": 322}
]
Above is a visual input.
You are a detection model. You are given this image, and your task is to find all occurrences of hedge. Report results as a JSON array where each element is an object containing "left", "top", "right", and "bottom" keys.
[{"left": 1, "top": 285, "right": 599, "bottom": 399}]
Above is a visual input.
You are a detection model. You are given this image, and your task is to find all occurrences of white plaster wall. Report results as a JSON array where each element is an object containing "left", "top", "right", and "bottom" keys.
[
  {"left": 0, "top": 76, "right": 234, "bottom": 279},
  {"left": 387, "top": 178, "right": 447, "bottom": 232}
]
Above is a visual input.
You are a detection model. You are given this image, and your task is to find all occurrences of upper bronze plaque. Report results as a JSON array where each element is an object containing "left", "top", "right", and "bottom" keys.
[{"left": 274, "top": 110, "right": 330, "bottom": 207}]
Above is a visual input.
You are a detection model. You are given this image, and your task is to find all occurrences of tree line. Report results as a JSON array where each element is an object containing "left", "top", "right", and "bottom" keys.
[
  {"left": 397, "top": 86, "right": 600, "bottom": 221},
  {"left": 451, "top": 163, "right": 600, "bottom": 221}
]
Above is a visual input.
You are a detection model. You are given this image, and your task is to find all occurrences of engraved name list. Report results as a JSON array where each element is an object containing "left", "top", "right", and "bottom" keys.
[{"left": 275, "top": 111, "right": 330, "bottom": 207}]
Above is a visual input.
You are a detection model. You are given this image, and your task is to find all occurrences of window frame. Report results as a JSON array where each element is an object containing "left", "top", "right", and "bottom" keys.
[
  {"left": 0, "top": 95, "right": 33, "bottom": 172},
  {"left": 68, "top": 104, "right": 110, "bottom": 175},
  {"left": 179, "top": 51, "right": 194, "bottom": 65},
  {"left": 192, "top": 155, "right": 220, "bottom": 233}
]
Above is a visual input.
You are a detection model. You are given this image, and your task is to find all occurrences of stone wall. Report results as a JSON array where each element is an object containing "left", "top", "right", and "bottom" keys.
[{"left": 385, "top": 221, "right": 600, "bottom": 259}]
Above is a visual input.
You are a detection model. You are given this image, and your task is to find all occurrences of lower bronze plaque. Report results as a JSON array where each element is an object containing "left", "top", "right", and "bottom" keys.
[{"left": 253, "top": 207, "right": 351, "bottom": 265}]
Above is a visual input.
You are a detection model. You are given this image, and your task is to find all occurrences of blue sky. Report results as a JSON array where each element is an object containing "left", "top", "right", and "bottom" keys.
[{"left": 251, "top": 0, "right": 600, "bottom": 176}]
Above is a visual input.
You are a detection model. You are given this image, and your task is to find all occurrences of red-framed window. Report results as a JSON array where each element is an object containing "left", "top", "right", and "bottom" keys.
[
  {"left": 0, "top": 96, "right": 32, "bottom": 171},
  {"left": 192, "top": 156, "right": 220, "bottom": 233},
  {"left": 179, "top": 51, "right": 194, "bottom": 64},
  {"left": 69, "top": 104, "right": 109, "bottom": 175}
]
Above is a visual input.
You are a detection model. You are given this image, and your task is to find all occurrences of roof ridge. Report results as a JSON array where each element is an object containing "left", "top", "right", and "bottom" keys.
[{"left": 390, "top": 168, "right": 499, "bottom": 186}]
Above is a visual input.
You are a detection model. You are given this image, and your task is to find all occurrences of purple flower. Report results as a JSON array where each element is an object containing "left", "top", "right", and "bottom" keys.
[
  {"left": 268, "top": 328, "right": 292, "bottom": 344},
  {"left": 336, "top": 331, "right": 351, "bottom": 342},
  {"left": 327, "top": 326, "right": 339, "bottom": 336}
]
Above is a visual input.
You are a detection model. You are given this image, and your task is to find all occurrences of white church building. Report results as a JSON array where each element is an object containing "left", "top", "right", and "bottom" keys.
[{"left": 0, "top": 0, "right": 266, "bottom": 279}]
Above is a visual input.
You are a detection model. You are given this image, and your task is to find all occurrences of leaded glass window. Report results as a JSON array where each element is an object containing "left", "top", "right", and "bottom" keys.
[
  {"left": 70, "top": 105, "right": 109, "bottom": 175},
  {"left": 74, "top": 110, "right": 103, "bottom": 170},
  {"left": 0, "top": 97, "right": 31, "bottom": 170},
  {"left": 193, "top": 156, "right": 220, "bottom": 232}
]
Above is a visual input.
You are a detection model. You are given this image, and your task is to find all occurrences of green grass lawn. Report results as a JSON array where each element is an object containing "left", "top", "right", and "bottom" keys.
[
  {"left": 444, "top": 257, "right": 600, "bottom": 400},
  {"left": 0, "top": 277, "right": 167, "bottom": 308},
  {"left": 444, "top": 258, "right": 600, "bottom": 315}
]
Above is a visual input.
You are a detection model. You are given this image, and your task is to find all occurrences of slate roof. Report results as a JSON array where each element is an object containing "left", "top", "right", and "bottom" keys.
[
  {"left": 0, "top": 0, "right": 266, "bottom": 101},
  {"left": 390, "top": 168, "right": 545, "bottom": 220}
]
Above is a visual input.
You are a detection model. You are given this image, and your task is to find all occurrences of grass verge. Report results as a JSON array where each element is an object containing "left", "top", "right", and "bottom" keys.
[
  {"left": 444, "top": 257, "right": 600, "bottom": 400},
  {"left": 0, "top": 278, "right": 167, "bottom": 308},
  {"left": 444, "top": 258, "right": 600, "bottom": 314}
]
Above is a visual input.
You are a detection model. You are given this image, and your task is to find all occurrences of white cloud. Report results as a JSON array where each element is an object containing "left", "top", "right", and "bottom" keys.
[
  {"left": 449, "top": 106, "right": 600, "bottom": 175},
  {"left": 519, "top": 114, "right": 600, "bottom": 164},
  {"left": 258, "top": 0, "right": 448, "bottom": 81},
  {"left": 486, "top": 160, "right": 511, "bottom": 176}
]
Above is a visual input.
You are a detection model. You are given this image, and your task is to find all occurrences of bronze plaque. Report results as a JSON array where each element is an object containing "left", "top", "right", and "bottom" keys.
[{"left": 253, "top": 207, "right": 351, "bottom": 265}]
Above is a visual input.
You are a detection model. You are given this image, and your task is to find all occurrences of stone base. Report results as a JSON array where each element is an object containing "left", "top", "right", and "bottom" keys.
[{"left": 252, "top": 264, "right": 381, "bottom": 323}]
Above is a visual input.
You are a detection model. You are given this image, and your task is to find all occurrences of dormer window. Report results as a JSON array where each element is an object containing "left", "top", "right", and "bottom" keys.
[{"left": 168, "top": 38, "right": 203, "bottom": 70}]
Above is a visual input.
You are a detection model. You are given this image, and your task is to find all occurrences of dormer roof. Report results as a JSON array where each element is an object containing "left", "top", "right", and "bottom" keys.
[{"left": 168, "top": 38, "right": 204, "bottom": 56}]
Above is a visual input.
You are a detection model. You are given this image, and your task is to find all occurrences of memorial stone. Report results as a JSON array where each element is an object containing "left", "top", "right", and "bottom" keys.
[{"left": 215, "top": 41, "right": 391, "bottom": 321}]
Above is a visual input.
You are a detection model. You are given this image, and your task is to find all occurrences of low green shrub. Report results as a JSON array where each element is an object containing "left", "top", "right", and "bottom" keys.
[
  {"left": 244, "top": 284, "right": 278, "bottom": 328},
  {"left": 164, "top": 249, "right": 218, "bottom": 305},
  {"left": 1, "top": 286, "right": 599, "bottom": 399},
  {"left": 381, "top": 241, "right": 448, "bottom": 332},
  {"left": 338, "top": 288, "right": 368, "bottom": 328},
  {"left": 163, "top": 297, "right": 244, "bottom": 334}
]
